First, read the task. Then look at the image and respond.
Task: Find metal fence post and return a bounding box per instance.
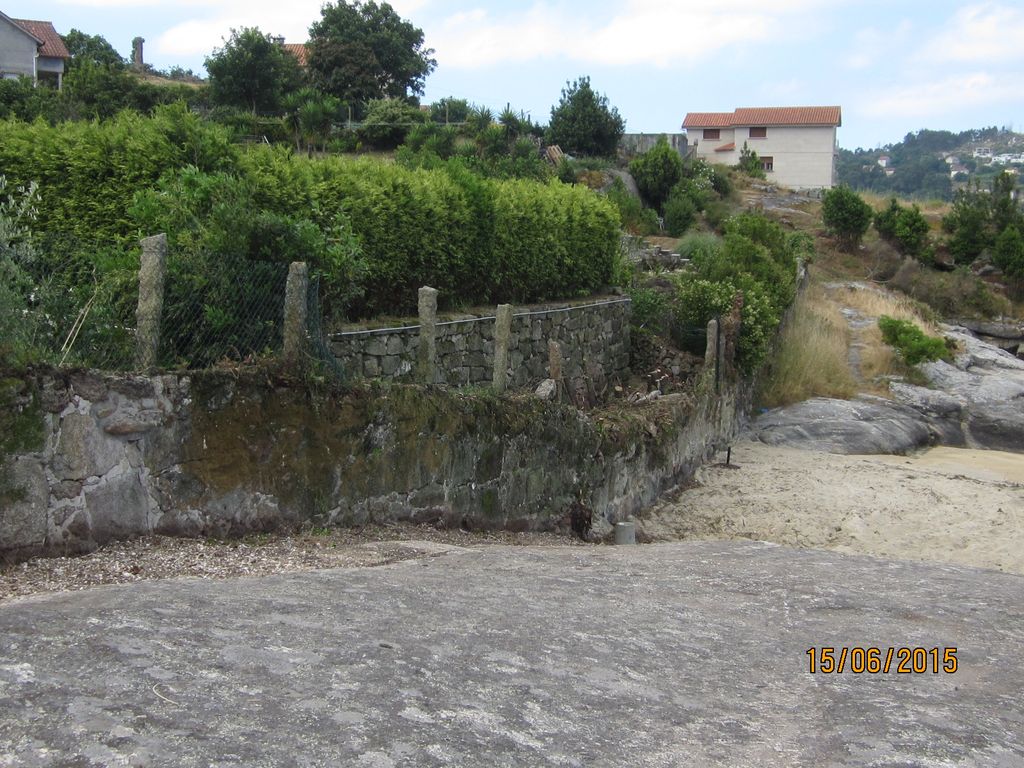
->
[417,286,439,384]
[492,303,514,393]
[134,233,167,372]
[283,262,309,367]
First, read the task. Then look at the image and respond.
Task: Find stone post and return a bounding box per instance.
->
[134,233,167,372]
[705,317,720,393]
[417,286,439,384]
[283,262,309,367]
[548,338,564,400]
[492,304,514,393]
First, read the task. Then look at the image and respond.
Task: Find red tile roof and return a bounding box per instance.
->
[714,142,736,152]
[683,112,734,128]
[683,106,841,129]
[11,19,70,59]
[282,43,308,67]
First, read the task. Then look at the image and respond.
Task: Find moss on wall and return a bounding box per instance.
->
[0,375,45,504]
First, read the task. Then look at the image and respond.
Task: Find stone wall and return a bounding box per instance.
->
[1,346,742,561]
[330,298,631,393]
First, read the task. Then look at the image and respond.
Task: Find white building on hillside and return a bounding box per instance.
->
[682,106,842,189]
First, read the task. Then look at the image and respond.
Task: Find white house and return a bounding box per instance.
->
[682,106,842,189]
[0,12,70,88]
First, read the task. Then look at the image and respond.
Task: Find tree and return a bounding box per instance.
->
[737,142,766,179]
[628,137,682,210]
[547,76,624,157]
[205,27,303,114]
[994,226,1024,279]
[359,97,427,149]
[821,185,872,248]
[61,29,125,71]
[307,1,436,111]
[430,97,470,125]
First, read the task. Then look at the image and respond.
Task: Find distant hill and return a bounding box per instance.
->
[837,127,1024,201]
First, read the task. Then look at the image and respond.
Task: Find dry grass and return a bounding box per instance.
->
[832,283,936,329]
[758,285,857,407]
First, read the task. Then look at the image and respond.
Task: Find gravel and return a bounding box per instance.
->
[0,525,587,603]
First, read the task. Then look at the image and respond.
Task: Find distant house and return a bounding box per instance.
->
[682,106,842,189]
[877,155,891,168]
[272,37,309,68]
[0,12,70,88]
[973,147,993,159]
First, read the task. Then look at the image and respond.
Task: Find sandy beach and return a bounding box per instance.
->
[638,441,1024,574]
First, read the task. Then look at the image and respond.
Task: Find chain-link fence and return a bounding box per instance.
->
[305,275,348,381]
[157,256,289,370]
[0,236,138,371]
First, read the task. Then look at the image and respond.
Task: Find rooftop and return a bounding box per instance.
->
[10,18,70,59]
[683,106,842,129]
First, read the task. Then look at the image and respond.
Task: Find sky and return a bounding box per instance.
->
[6,0,1024,150]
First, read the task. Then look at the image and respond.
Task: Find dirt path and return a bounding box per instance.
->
[638,440,1024,574]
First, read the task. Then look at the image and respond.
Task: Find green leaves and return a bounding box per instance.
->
[547,76,625,158]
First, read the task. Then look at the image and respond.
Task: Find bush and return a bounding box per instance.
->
[663,187,696,237]
[627,285,671,335]
[877,316,950,365]
[822,185,873,247]
[0,104,235,245]
[874,198,931,260]
[605,177,659,235]
[993,225,1024,279]
[890,260,1009,318]
[629,137,683,211]
[360,98,428,149]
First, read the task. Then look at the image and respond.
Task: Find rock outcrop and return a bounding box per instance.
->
[751,325,1024,454]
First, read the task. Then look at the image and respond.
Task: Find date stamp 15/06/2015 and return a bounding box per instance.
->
[806,647,958,675]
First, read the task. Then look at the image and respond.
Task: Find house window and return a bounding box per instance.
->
[703,129,720,140]
[749,127,767,139]
[761,156,774,172]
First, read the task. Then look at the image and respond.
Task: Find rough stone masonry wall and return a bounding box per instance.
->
[0,353,741,562]
[330,299,631,392]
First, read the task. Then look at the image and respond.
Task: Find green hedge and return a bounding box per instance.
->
[237,148,620,315]
[0,104,235,245]
[0,112,622,321]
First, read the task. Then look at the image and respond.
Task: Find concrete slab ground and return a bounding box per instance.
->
[1,541,1022,767]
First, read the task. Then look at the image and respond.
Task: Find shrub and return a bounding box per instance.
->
[676,232,722,261]
[993,225,1024,279]
[663,188,697,237]
[629,137,683,211]
[360,98,427,149]
[605,177,659,235]
[0,104,235,245]
[889,260,1009,318]
[874,198,931,259]
[736,143,766,179]
[822,185,873,247]
[627,285,671,335]
[877,316,950,365]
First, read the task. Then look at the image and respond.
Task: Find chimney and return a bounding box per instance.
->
[272,35,285,46]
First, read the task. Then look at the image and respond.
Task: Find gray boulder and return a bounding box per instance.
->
[751,397,933,455]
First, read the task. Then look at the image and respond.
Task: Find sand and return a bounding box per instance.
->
[638,441,1024,575]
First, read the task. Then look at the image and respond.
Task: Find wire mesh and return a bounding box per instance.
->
[305,275,348,382]
[157,256,289,370]
[1,235,137,371]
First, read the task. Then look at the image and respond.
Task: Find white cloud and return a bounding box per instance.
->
[861,72,1024,119]
[428,0,835,70]
[56,0,428,57]
[845,20,912,70]
[917,3,1024,64]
